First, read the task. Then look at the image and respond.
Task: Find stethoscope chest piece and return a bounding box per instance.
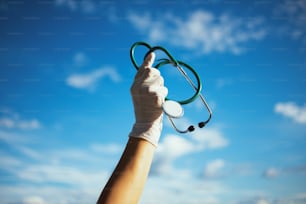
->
[162,100,184,118]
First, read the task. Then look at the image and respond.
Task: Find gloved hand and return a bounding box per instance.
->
[129,52,168,147]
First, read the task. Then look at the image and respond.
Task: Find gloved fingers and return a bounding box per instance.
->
[143,73,163,86]
[135,76,164,93]
[152,86,168,107]
[134,67,161,84]
[158,86,168,99]
[141,52,155,69]
[139,85,168,105]
[134,52,156,81]
[145,84,163,95]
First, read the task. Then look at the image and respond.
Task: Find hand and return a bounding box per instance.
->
[131,52,168,123]
[129,52,168,146]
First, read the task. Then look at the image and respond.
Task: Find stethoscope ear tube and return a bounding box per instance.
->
[165,93,212,133]
[130,42,202,105]
[156,59,202,105]
[130,42,152,70]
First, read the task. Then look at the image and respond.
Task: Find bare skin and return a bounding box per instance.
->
[97,137,155,204]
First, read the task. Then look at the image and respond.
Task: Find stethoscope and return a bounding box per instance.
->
[130,42,212,133]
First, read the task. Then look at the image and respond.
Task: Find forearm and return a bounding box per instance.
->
[97,52,166,203]
[97,137,155,204]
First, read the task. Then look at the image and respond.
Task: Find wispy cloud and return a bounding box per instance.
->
[262,164,306,180]
[16,163,106,186]
[262,167,279,179]
[237,197,270,204]
[273,0,306,43]
[237,194,306,204]
[128,10,266,55]
[0,117,41,130]
[190,126,229,149]
[55,0,96,14]
[0,139,119,203]
[143,175,227,204]
[90,143,123,155]
[66,67,121,91]
[274,102,306,124]
[203,159,225,179]
[0,109,41,130]
[22,196,45,204]
[0,184,100,204]
[151,134,195,175]
[0,131,35,145]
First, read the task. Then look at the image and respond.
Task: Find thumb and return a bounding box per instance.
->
[141,52,155,68]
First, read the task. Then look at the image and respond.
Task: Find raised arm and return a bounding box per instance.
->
[97,52,167,204]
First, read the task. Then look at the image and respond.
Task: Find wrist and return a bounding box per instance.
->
[129,119,163,147]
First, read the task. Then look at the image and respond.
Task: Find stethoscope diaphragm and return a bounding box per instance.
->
[162,100,184,118]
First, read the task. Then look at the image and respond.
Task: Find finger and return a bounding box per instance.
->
[145,82,168,97]
[144,75,163,86]
[156,87,168,106]
[135,67,160,84]
[141,52,156,69]
[157,86,168,99]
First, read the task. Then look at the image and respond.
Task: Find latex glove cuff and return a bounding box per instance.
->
[129,119,162,147]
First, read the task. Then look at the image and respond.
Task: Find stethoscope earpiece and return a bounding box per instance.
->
[198,122,205,128]
[188,126,195,132]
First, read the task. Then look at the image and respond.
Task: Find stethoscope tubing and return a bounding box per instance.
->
[130,42,202,105]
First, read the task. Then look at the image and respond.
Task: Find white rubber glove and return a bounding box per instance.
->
[129,52,168,147]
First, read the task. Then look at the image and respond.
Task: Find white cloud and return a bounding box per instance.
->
[22,196,45,204]
[0,154,22,168]
[0,185,99,204]
[142,176,226,204]
[0,117,41,130]
[237,197,270,204]
[0,117,14,128]
[16,163,107,186]
[158,134,195,158]
[273,0,306,43]
[262,167,279,179]
[151,125,228,176]
[151,134,195,175]
[262,164,306,180]
[274,102,306,124]
[0,141,115,204]
[90,143,123,155]
[257,199,269,204]
[204,159,225,179]
[80,0,95,13]
[190,127,229,149]
[18,119,41,130]
[128,10,266,54]
[55,0,96,13]
[66,67,121,91]
[55,0,77,11]
[0,131,33,144]
[16,146,43,160]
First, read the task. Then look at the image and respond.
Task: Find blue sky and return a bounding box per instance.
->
[0,0,306,203]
